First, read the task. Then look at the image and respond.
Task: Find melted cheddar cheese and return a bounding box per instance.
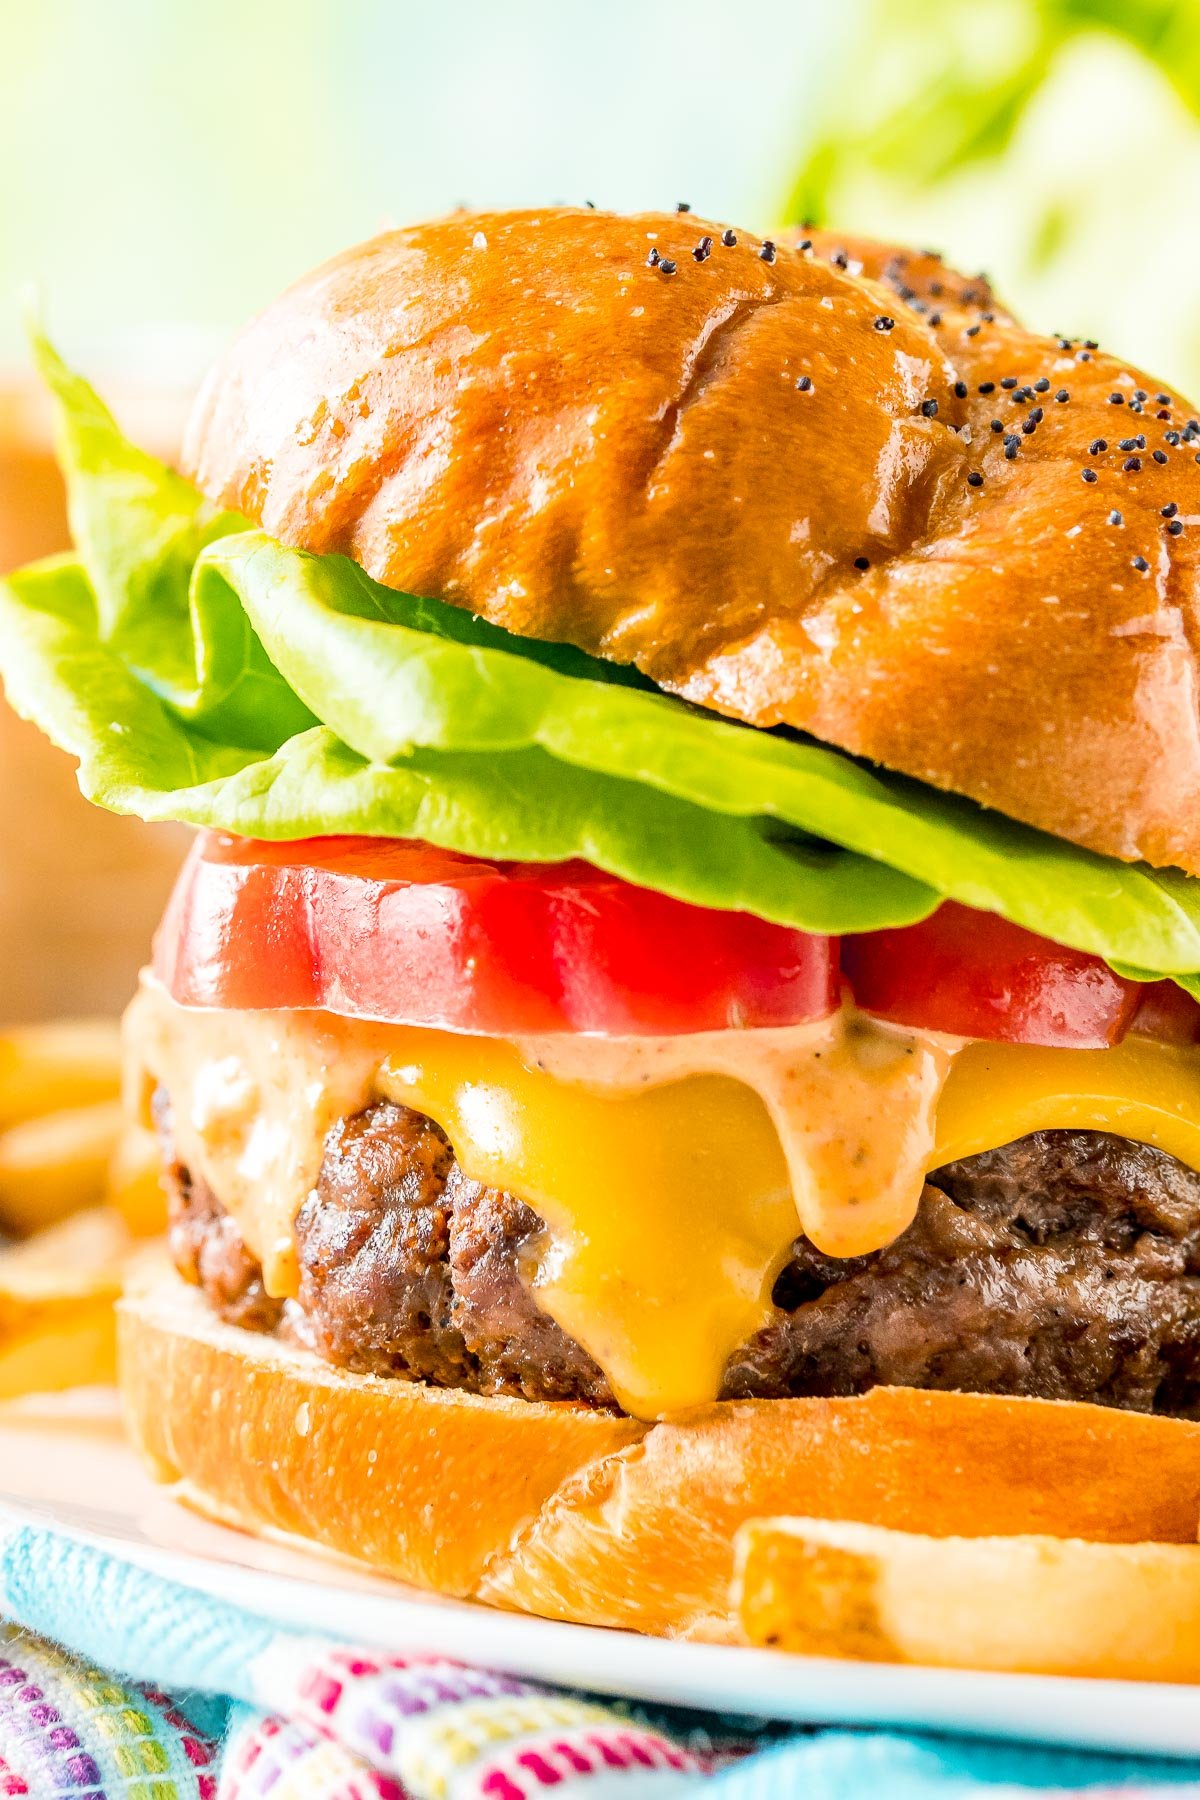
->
[125,977,1200,1420]
[935,1037,1200,1173]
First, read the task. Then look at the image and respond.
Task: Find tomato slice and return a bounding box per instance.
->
[155,836,1198,1047]
[155,834,839,1035]
[1129,979,1200,1046]
[842,901,1145,1048]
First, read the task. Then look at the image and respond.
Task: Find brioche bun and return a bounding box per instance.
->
[184,207,1200,875]
[119,1266,1200,1639]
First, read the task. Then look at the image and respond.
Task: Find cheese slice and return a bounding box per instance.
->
[375,1016,956,1417]
[935,1036,1200,1173]
[124,977,1200,1421]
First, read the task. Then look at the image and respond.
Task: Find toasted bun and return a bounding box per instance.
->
[184,208,1200,874]
[120,1266,1200,1640]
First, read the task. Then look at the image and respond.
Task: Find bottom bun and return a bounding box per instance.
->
[119,1265,1200,1640]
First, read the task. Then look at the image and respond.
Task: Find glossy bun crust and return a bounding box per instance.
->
[184,210,1200,874]
[121,1269,1200,1640]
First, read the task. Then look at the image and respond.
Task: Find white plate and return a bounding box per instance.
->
[2,1392,1199,1760]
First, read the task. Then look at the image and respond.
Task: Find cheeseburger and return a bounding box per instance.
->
[7,209,1200,1641]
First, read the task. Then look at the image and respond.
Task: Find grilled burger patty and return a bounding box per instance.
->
[158,1092,1200,1417]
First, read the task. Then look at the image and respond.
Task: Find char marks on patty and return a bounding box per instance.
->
[727,1131,1200,1414]
[294,1102,613,1405]
[156,1092,1200,1418]
[159,1089,284,1334]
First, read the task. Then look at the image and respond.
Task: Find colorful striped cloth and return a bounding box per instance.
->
[3,1524,1200,1798]
[0,1626,219,1800]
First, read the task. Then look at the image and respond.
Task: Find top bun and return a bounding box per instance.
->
[184,209,1200,875]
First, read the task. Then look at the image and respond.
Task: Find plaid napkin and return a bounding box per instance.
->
[2,1524,1200,1799]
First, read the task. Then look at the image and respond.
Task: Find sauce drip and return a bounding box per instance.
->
[125,978,956,1416]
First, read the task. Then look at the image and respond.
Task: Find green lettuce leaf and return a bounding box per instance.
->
[5,342,1200,979]
[191,529,1200,972]
[0,554,920,932]
[29,330,314,754]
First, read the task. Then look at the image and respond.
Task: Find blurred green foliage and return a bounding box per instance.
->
[789,0,1200,215]
[786,0,1200,395]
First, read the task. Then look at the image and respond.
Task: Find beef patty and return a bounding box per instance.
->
[159,1092,1200,1417]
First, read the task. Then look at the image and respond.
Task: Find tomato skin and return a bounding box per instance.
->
[154,855,314,1011]
[156,837,1200,1048]
[1130,979,1200,1046]
[156,834,839,1035]
[842,902,1144,1048]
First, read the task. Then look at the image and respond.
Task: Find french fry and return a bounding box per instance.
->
[0,1207,131,1398]
[736,1515,1200,1683]
[0,1020,122,1130]
[105,1119,166,1237]
[0,1016,155,1394]
[0,1099,124,1236]
[0,1015,164,1235]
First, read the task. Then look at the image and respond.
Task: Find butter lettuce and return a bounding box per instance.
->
[0,553,929,934]
[5,343,1200,977]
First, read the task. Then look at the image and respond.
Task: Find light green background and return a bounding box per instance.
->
[0,1,849,366]
[3,0,1198,396]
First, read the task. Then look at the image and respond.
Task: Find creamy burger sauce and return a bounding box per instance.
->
[125,976,958,1416]
[125,976,1200,1419]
